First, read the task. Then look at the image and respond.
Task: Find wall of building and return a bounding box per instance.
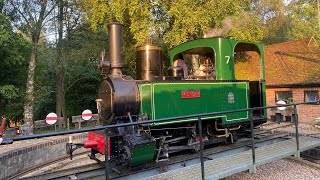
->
[266,87,320,125]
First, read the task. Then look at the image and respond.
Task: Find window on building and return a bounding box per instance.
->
[304,91,319,102]
[275,91,293,103]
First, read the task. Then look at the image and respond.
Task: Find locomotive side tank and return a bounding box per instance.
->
[139,81,249,125]
[69,22,267,167]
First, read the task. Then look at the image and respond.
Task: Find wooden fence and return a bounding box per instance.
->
[71,114,99,129]
[34,115,98,131]
[34,118,61,130]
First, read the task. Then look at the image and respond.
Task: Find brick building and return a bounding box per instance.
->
[266,85,320,125]
[235,37,320,125]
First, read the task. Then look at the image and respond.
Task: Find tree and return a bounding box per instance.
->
[227,11,264,42]
[56,0,66,128]
[59,25,107,119]
[252,0,320,44]
[79,0,256,76]
[287,0,320,41]
[5,0,56,134]
[0,12,30,120]
[149,0,254,48]
[80,0,152,45]
[79,0,152,77]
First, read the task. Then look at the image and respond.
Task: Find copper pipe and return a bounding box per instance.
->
[213,121,235,143]
[207,121,240,143]
[214,121,228,131]
[214,121,229,137]
[214,132,233,143]
[228,125,241,131]
[214,120,227,132]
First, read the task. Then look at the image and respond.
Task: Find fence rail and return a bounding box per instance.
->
[71,114,99,129]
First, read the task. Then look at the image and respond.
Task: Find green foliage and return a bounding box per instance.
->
[155,0,253,48]
[0,85,19,99]
[0,85,24,118]
[0,12,30,118]
[63,27,106,116]
[79,0,154,78]
[227,11,264,42]
[32,46,56,120]
[31,24,106,120]
[254,0,320,44]
[159,0,211,47]
[80,0,152,45]
[288,1,320,40]
[0,13,30,65]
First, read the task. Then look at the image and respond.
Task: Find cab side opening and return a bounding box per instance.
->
[234,43,264,117]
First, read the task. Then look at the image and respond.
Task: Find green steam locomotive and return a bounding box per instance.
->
[68,22,266,167]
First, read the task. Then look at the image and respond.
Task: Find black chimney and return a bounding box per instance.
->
[107,22,123,76]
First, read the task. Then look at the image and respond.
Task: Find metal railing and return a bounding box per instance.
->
[1,101,319,179]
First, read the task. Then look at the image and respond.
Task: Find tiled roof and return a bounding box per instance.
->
[235,37,320,85]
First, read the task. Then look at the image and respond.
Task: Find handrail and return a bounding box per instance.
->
[2,101,317,142]
[1,100,319,180]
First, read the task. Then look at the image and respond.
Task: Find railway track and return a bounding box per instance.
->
[6,151,89,180]
[20,163,104,180]
[18,130,289,180]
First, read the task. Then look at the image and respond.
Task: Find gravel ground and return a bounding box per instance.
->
[223,121,320,180]
[260,121,320,136]
[224,159,320,180]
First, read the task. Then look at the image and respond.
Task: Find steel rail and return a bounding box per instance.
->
[20,163,104,180]
[7,151,89,180]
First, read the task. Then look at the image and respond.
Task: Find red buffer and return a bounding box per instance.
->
[85,131,110,156]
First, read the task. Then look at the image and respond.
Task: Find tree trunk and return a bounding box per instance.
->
[56,74,67,128]
[56,68,65,128]
[62,90,67,127]
[23,40,37,134]
[56,0,67,128]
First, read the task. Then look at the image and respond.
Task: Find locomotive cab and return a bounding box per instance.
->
[168,38,267,121]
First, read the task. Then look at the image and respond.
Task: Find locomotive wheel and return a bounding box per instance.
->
[121,145,131,167]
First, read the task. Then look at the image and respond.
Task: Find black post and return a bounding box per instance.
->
[294,105,300,158]
[198,116,205,180]
[105,128,109,180]
[249,110,256,173]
